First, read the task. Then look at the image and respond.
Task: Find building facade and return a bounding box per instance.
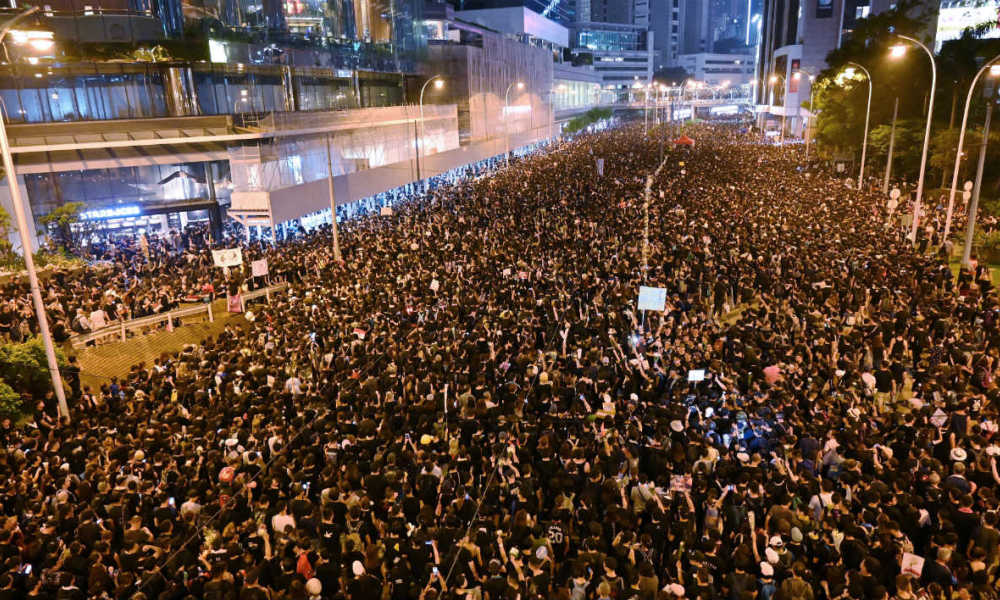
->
[677,51,755,85]
[755,0,938,137]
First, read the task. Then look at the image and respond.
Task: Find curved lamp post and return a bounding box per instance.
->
[843,62,872,191]
[0,5,69,422]
[891,35,936,244]
[943,55,1000,242]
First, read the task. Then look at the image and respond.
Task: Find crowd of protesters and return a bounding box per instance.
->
[1,124,1000,600]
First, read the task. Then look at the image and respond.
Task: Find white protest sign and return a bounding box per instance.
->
[212,248,243,268]
[430,279,440,292]
[637,286,668,312]
[901,553,924,577]
[251,259,269,277]
[596,158,605,177]
[930,408,948,428]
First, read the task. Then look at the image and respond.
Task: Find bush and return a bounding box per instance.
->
[0,337,67,400]
[0,380,22,420]
[564,108,614,134]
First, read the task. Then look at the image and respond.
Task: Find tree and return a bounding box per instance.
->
[39,201,85,251]
[866,119,926,182]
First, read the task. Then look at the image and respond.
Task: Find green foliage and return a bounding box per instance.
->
[126,45,173,62]
[564,108,614,134]
[0,380,20,420]
[0,337,66,401]
[865,119,925,181]
[39,202,85,251]
[0,206,13,270]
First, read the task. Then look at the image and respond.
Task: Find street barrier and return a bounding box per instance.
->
[70,282,289,349]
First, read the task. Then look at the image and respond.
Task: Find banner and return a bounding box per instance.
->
[251,259,269,278]
[213,248,243,268]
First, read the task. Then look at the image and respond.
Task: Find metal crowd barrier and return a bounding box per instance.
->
[70,282,289,349]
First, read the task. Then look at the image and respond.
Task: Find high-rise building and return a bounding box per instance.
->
[756,0,939,137]
[566,0,655,91]
[457,0,576,26]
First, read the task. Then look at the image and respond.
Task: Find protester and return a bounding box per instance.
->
[1,124,999,600]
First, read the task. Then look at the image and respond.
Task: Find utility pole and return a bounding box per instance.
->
[963,93,995,267]
[883,97,899,194]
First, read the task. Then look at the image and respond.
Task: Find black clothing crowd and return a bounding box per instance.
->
[1,126,999,600]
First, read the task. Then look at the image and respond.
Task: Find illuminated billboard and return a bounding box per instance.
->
[936,0,1000,51]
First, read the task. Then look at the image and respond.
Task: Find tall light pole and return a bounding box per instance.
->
[883,97,899,194]
[804,74,817,159]
[504,80,524,166]
[943,56,1000,241]
[891,35,936,244]
[324,134,341,262]
[963,90,995,267]
[417,75,444,185]
[0,6,68,422]
[844,62,872,191]
[769,74,785,143]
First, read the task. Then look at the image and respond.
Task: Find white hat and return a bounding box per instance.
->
[664,583,685,597]
[352,560,365,576]
[950,447,968,462]
[670,420,684,433]
[765,547,780,564]
[760,562,774,577]
[769,535,784,548]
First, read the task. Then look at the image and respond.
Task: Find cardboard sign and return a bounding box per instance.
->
[227,293,243,313]
[213,248,243,268]
[251,259,269,277]
[637,286,668,312]
[670,474,692,492]
[901,553,924,577]
[380,206,393,216]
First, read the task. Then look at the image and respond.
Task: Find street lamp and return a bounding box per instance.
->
[417,75,444,182]
[944,54,1000,244]
[504,81,524,166]
[891,35,936,244]
[0,6,68,422]
[843,62,872,191]
[768,73,786,143]
[804,74,817,159]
